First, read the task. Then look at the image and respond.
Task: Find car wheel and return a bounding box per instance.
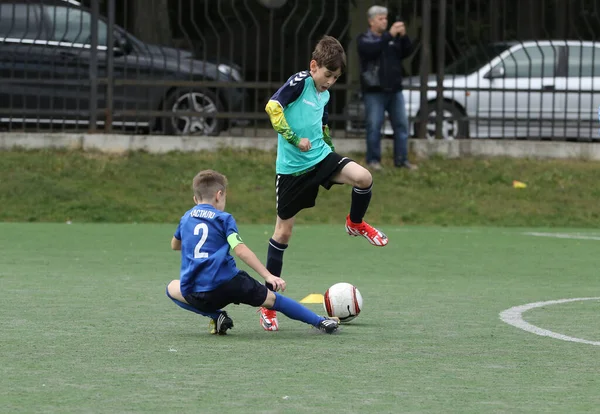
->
[415,102,467,140]
[164,88,224,136]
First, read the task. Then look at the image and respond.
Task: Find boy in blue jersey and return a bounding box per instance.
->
[260,36,388,331]
[166,169,339,335]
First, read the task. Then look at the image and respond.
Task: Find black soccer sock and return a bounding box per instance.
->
[265,238,288,291]
[349,183,373,224]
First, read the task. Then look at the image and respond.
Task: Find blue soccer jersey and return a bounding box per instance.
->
[174,204,241,296]
[265,71,332,174]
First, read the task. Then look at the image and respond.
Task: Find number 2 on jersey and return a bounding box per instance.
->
[193,223,209,258]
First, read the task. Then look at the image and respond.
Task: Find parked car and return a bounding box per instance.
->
[0,0,245,135]
[346,40,600,140]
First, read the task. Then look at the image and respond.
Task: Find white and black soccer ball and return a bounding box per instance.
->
[323,282,363,323]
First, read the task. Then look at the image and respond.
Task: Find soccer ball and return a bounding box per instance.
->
[323,282,363,323]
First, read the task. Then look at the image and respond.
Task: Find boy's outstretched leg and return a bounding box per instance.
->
[349,182,373,224]
[266,291,339,334]
[166,281,233,335]
[345,212,388,246]
[335,162,388,246]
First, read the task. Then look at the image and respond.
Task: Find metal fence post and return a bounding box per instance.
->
[89,0,99,132]
[105,0,115,133]
[418,0,431,139]
[435,0,447,140]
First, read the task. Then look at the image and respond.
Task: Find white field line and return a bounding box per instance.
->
[373,228,600,240]
[523,232,600,241]
[499,297,600,346]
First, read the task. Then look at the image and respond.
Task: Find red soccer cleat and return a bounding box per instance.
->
[345,214,388,247]
[259,307,279,331]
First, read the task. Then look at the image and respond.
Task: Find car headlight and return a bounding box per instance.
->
[218,64,242,81]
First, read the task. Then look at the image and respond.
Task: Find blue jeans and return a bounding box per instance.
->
[363,91,409,166]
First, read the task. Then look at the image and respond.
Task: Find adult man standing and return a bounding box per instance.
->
[357,5,416,171]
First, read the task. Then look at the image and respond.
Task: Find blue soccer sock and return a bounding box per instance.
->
[349,183,373,223]
[265,238,287,291]
[166,286,220,320]
[272,292,324,327]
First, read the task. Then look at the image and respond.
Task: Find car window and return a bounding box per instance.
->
[0,4,45,40]
[567,46,600,77]
[445,43,512,75]
[43,5,107,46]
[500,46,558,77]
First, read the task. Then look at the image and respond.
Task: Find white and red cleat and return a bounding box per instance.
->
[259,307,279,331]
[345,214,388,247]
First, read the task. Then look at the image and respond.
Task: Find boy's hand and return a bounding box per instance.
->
[298,138,311,152]
[265,274,286,292]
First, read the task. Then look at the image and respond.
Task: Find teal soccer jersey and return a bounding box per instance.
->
[267,71,332,174]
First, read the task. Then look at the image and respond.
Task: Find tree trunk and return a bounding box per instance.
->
[129,0,172,46]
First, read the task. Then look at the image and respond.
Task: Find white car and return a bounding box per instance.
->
[347,40,600,140]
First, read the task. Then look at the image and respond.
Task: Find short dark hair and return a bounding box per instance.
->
[192,170,228,200]
[311,35,346,73]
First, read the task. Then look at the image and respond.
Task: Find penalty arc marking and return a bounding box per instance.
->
[499,297,600,346]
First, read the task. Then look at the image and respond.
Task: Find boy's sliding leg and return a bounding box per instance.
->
[166,281,233,335]
[266,291,339,334]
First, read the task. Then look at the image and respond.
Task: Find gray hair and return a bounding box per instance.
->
[367,5,388,19]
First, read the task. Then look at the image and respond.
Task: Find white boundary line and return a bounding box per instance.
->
[523,232,600,241]
[499,297,600,346]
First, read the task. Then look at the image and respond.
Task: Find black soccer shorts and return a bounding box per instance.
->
[184,270,269,312]
[276,152,353,220]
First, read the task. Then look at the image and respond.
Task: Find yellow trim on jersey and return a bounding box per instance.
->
[227,232,244,250]
[265,100,300,146]
[322,125,334,151]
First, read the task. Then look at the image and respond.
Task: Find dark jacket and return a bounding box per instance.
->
[356,30,412,93]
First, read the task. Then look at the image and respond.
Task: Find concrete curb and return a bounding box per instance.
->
[1,132,600,161]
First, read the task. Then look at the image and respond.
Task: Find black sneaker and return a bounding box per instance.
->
[318,317,339,334]
[215,311,234,335]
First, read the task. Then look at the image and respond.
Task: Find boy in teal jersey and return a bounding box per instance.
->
[261,36,388,331]
[166,169,339,335]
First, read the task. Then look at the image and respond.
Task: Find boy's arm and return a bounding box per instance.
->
[172,223,182,250]
[265,73,307,147]
[224,216,284,290]
[321,103,334,152]
[233,243,273,281]
[265,101,300,147]
[229,234,285,291]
